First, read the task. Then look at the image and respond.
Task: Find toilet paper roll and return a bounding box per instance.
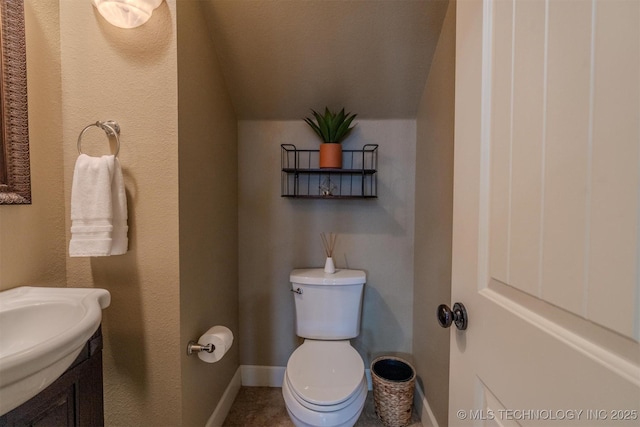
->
[197,325,234,363]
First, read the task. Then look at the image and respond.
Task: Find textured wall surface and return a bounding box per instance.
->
[238,120,416,367]
[0,0,66,290]
[59,1,182,425]
[7,1,455,424]
[177,2,240,426]
[202,0,446,120]
[413,2,456,426]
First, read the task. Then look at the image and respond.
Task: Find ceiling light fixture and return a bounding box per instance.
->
[92,0,164,29]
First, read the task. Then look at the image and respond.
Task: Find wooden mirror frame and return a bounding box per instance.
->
[0,0,30,204]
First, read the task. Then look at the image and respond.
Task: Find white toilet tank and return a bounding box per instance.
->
[290,268,366,340]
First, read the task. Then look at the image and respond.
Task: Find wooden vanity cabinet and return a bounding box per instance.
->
[0,327,104,427]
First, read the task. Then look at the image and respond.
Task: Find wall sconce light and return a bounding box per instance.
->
[92,0,163,29]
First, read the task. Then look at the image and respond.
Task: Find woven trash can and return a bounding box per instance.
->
[371,356,416,427]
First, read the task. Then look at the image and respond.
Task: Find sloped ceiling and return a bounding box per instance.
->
[202,0,449,120]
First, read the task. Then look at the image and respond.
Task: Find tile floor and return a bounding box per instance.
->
[222,386,422,427]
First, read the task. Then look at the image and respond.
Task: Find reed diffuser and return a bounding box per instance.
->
[321,232,338,274]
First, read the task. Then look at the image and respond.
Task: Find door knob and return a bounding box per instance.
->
[437,302,468,330]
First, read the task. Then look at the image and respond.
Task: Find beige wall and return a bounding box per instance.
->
[0,0,66,290]
[201,0,441,121]
[5,1,455,425]
[177,2,239,426]
[238,120,416,367]
[5,1,240,425]
[59,1,182,425]
[413,1,456,426]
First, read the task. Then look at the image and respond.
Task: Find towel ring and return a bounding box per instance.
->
[77,120,121,157]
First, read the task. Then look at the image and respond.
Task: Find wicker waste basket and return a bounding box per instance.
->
[371,356,416,427]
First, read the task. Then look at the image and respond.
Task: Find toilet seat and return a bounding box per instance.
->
[286,340,364,407]
[282,340,368,427]
[285,369,365,413]
[282,373,367,427]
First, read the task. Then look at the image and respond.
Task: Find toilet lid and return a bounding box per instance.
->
[286,340,364,406]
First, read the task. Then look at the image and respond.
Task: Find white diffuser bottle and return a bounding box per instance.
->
[324,257,336,274]
[321,232,337,274]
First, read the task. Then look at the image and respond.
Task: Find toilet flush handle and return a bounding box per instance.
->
[290,287,303,295]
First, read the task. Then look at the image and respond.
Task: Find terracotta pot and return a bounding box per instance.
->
[319,143,342,168]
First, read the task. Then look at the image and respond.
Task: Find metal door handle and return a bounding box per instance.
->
[437,302,468,330]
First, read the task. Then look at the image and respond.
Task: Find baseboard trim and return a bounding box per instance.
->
[205,367,242,427]
[240,365,286,387]
[240,365,374,390]
[234,365,438,427]
[414,381,439,427]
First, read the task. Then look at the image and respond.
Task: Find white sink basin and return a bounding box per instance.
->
[0,286,110,415]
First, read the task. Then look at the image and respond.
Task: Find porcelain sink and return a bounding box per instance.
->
[0,286,110,415]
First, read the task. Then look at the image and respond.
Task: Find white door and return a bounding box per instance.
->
[449,0,640,425]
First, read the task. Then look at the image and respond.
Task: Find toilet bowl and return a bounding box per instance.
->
[282,340,368,427]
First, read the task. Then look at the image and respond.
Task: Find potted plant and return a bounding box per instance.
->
[304,107,357,168]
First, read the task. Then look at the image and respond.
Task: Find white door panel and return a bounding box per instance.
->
[450,0,640,425]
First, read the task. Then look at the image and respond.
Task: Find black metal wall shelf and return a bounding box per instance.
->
[281,144,378,199]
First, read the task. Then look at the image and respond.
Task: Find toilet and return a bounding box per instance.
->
[282,268,368,427]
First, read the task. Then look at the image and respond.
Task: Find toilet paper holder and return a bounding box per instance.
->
[186,341,215,356]
[186,325,233,363]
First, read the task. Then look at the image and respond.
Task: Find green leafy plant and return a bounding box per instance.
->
[304,107,357,143]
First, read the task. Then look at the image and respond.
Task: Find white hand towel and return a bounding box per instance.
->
[69,154,128,257]
[109,158,129,255]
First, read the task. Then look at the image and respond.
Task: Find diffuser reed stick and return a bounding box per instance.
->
[321,232,338,274]
[321,232,337,258]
